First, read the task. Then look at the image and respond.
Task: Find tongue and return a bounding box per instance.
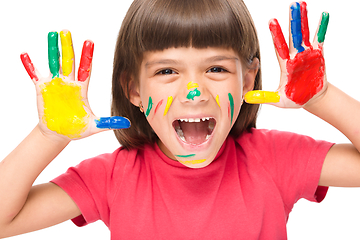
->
[179,121,209,145]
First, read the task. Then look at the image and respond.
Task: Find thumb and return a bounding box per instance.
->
[244,90,280,104]
[94,116,131,132]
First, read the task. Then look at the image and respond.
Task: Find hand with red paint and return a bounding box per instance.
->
[21,30,130,140]
[244,1,329,108]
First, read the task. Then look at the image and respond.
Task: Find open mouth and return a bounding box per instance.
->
[173,117,216,145]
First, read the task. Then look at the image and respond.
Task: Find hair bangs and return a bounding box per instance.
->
[136,0,244,52]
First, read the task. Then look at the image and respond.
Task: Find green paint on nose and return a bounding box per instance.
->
[187,88,201,100]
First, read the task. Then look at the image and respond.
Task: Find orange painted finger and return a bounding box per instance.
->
[20,53,39,81]
[300,1,311,47]
[269,19,289,60]
[78,40,94,82]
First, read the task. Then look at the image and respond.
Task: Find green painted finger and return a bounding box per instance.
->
[317,12,329,43]
[48,32,60,78]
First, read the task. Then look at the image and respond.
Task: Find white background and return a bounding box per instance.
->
[0,0,359,239]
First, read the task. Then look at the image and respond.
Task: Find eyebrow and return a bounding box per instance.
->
[204,55,239,63]
[144,55,239,68]
[145,59,180,68]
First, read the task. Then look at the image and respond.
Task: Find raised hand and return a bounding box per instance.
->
[245,2,329,108]
[21,30,130,140]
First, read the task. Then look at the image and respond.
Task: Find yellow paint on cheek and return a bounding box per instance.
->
[60,31,74,76]
[164,96,173,116]
[216,95,221,109]
[179,159,206,165]
[41,77,89,138]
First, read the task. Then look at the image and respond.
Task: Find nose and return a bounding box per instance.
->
[179,79,210,104]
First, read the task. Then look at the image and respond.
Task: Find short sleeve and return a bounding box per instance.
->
[51,148,123,227]
[244,129,334,210]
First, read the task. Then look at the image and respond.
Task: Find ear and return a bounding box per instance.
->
[242,57,259,97]
[127,76,141,107]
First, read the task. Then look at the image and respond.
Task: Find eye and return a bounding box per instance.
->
[207,67,228,73]
[156,69,176,75]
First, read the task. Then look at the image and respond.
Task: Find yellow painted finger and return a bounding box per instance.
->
[244,90,280,104]
[60,31,74,76]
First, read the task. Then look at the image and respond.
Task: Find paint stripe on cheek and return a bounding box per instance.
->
[164,96,173,116]
[216,95,221,109]
[154,99,164,115]
[145,96,153,118]
[228,93,234,126]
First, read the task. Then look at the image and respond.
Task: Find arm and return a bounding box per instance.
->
[0,30,130,238]
[305,84,360,187]
[0,126,80,238]
[245,2,360,187]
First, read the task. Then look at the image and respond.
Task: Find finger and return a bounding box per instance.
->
[20,52,39,82]
[60,30,75,78]
[95,117,131,130]
[316,12,330,44]
[269,19,290,60]
[48,32,60,78]
[78,40,94,82]
[290,2,305,53]
[244,90,280,104]
[300,1,311,47]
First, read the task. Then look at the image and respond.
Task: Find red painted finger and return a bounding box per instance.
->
[300,1,311,47]
[269,19,289,60]
[78,40,94,82]
[20,53,39,81]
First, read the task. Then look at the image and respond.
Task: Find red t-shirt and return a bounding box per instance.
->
[52,128,333,239]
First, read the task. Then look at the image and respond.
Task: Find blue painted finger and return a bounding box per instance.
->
[95,117,131,129]
[290,2,305,53]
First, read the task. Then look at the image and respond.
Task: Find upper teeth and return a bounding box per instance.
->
[179,117,210,122]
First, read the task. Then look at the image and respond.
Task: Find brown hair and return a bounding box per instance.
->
[111,0,262,149]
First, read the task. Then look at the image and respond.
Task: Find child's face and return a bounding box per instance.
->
[131,47,256,168]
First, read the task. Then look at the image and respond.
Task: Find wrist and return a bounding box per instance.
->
[34,124,71,147]
[303,81,330,112]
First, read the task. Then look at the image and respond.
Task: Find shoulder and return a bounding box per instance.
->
[236,128,328,149]
[233,128,333,166]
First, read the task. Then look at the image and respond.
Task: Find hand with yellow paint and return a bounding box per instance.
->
[20,30,130,140]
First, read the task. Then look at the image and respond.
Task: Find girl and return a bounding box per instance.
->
[1,0,359,239]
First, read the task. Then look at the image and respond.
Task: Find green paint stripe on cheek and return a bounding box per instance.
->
[228,93,234,126]
[145,97,153,118]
